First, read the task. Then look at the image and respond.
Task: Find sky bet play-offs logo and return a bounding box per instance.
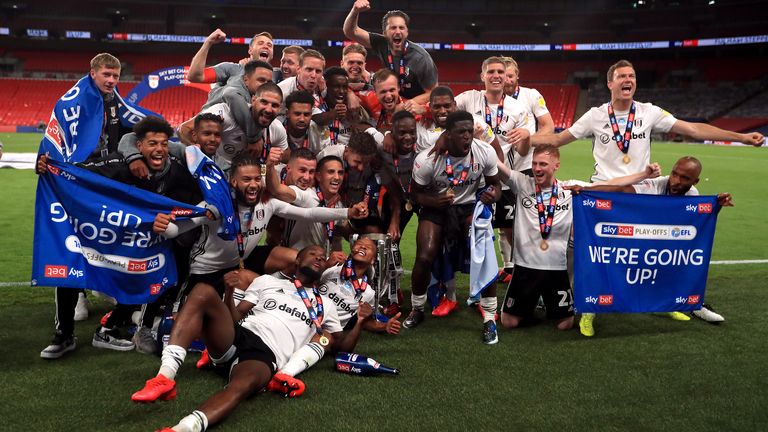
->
[595,223,697,240]
[63,235,166,274]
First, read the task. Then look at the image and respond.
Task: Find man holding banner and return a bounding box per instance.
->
[570,156,730,336]
[494,145,663,331]
[38,53,159,359]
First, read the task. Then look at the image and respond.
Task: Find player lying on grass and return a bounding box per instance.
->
[259,237,402,398]
[132,245,342,432]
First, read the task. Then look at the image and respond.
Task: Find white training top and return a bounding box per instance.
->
[412,139,499,206]
[317,264,376,329]
[240,274,343,369]
[568,101,677,182]
[504,172,588,271]
[285,120,331,156]
[284,185,346,250]
[633,175,699,196]
[511,86,549,171]
[176,200,348,274]
[415,114,495,154]
[201,103,289,165]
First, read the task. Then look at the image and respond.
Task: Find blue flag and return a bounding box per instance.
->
[572,191,719,313]
[39,75,159,162]
[32,159,208,304]
[184,146,237,240]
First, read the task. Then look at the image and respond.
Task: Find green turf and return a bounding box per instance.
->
[1,134,767,431]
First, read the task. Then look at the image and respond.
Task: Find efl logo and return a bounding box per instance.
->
[150,284,162,295]
[598,295,613,305]
[171,207,193,216]
[698,203,713,214]
[596,199,612,210]
[687,295,701,305]
[45,265,68,278]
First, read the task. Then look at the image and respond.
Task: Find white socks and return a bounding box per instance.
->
[281,342,324,377]
[480,297,498,322]
[173,410,208,432]
[411,294,427,311]
[159,344,187,380]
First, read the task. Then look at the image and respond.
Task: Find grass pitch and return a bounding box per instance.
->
[1,133,767,431]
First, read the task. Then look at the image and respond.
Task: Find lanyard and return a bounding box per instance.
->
[607,102,636,155]
[260,127,271,164]
[293,277,324,336]
[445,150,474,188]
[535,180,558,240]
[511,85,520,99]
[484,94,505,135]
[341,258,368,300]
[393,151,413,198]
[232,202,255,268]
[386,41,409,89]
[316,186,335,245]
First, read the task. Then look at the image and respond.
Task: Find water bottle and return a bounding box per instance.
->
[335,352,399,376]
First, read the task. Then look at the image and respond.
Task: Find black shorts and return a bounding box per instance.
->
[418,203,475,244]
[492,188,517,229]
[186,266,239,297]
[186,245,275,297]
[379,192,420,234]
[501,265,574,321]
[216,325,278,378]
[243,244,276,275]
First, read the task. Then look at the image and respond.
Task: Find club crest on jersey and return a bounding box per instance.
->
[110,106,116,117]
[255,209,265,220]
[634,119,643,127]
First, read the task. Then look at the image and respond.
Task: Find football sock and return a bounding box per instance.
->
[281,342,324,377]
[411,294,427,311]
[445,279,457,302]
[480,297,498,322]
[159,344,187,380]
[173,410,208,432]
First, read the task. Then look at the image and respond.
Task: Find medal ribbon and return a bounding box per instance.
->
[512,85,520,99]
[393,152,413,199]
[484,95,505,135]
[231,199,254,267]
[607,102,636,155]
[293,277,325,335]
[259,126,271,165]
[535,180,558,240]
[386,41,409,90]
[316,186,335,245]
[341,258,369,299]
[445,151,474,188]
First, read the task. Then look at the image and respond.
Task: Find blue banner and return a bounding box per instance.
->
[39,75,159,163]
[185,146,237,240]
[32,159,208,304]
[125,66,210,106]
[572,191,719,313]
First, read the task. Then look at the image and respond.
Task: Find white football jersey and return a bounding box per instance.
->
[188,199,348,274]
[633,176,699,196]
[454,89,528,162]
[240,274,343,369]
[317,264,376,329]
[504,172,588,270]
[283,185,346,250]
[568,101,677,182]
[201,103,288,166]
[511,86,549,171]
[412,140,498,206]
[285,120,331,156]
[416,114,495,154]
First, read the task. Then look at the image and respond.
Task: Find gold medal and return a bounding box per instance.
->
[319,336,330,347]
[260,164,267,176]
[405,200,413,212]
[622,154,631,164]
[540,240,549,251]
